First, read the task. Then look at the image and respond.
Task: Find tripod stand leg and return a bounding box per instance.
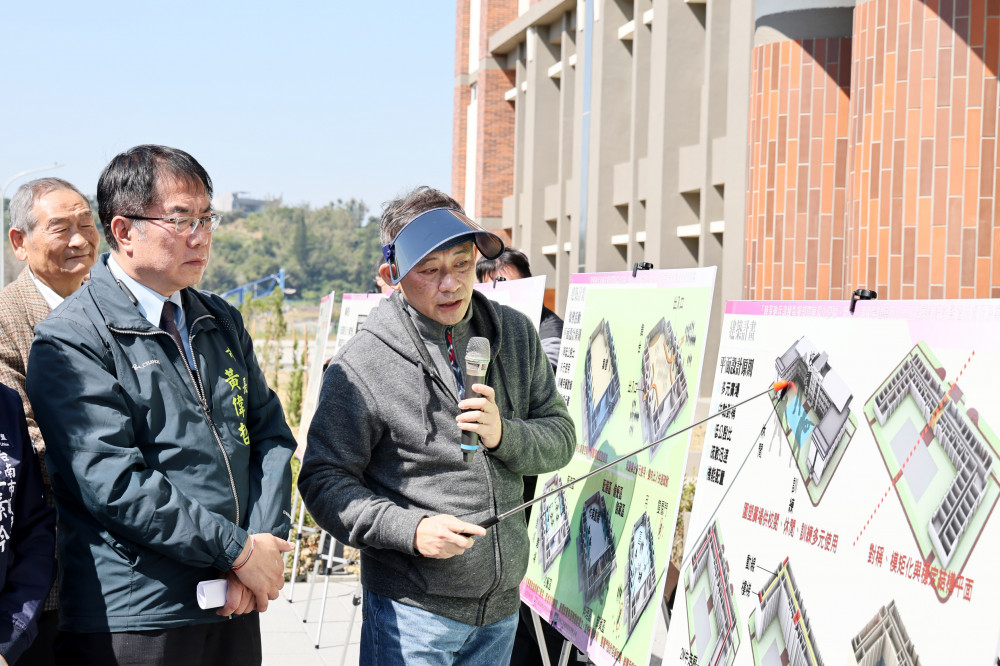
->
[337,579,362,666]
[315,563,333,648]
[530,609,552,666]
[287,498,308,601]
[303,531,331,622]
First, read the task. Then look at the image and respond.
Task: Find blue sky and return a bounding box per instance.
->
[1,1,456,216]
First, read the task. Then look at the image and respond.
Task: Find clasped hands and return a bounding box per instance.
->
[217,533,294,616]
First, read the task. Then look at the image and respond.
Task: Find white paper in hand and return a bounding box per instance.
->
[197,579,229,609]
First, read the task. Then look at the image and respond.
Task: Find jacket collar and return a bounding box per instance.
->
[89,253,216,333]
[11,267,53,328]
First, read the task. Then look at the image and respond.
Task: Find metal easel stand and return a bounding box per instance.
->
[285,491,321,601]
[300,530,358,653]
[530,608,586,666]
[529,597,673,666]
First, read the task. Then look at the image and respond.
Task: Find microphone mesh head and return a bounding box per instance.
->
[467,336,491,362]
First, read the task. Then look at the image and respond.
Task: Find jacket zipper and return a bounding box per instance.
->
[418,359,503,624]
[477,454,504,624]
[109,319,241,525]
[475,362,504,624]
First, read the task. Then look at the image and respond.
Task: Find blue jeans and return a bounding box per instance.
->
[360,589,518,666]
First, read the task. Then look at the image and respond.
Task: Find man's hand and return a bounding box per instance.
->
[217,572,256,616]
[231,534,294,612]
[414,515,487,559]
[457,384,503,449]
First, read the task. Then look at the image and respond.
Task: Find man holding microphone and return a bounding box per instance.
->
[299,186,574,665]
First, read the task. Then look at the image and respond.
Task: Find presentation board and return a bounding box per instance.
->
[331,293,386,356]
[295,290,335,457]
[662,299,1000,666]
[522,267,717,666]
[474,274,545,329]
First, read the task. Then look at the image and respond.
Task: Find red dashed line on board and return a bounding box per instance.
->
[853,351,975,547]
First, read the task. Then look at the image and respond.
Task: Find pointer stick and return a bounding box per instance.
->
[477,380,789,529]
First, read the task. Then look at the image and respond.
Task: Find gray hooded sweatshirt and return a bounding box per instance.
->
[299,290,574,626]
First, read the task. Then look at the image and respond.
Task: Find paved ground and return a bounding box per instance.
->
[261,573,669,666]
[261,574,362,666]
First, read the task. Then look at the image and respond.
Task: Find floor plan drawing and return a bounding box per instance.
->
[748,558,824,666]
[864,342,1000,598]
[772,337,858,505]
[638,317,689,459]
[850,601,921,666]
[582,319,621,448]
[536,474,571,575]
[683,520,740,666]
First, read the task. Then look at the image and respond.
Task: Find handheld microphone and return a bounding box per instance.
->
[461,336,491,462]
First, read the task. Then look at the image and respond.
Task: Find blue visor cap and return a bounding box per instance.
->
[382,208,505,284]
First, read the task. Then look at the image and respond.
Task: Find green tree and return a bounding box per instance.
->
[286,338,304,427]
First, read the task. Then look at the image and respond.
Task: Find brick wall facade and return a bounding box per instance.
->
[848,0,1000,299]
[451,0,471,205]
[745,0,1000,300]
[746,38,853,300]
[475,67,517,219]
[452,0,518,220]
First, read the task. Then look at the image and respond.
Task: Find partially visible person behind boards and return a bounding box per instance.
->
[475,248,563,374]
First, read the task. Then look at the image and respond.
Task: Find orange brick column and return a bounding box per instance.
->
[745,37,853,300]
[847,0,1000,299]
[452,0,471,205]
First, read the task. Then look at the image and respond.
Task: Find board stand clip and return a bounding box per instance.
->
[849,288,878,314]
[632,262,654,278]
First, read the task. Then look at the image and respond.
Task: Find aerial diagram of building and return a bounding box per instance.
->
[639,317,688,458]
[536,474,571,574]
[686,520,738,666]
[775,337,853,483]
[850,601,922,666]
[582,319,621,448]
[577,491,617,604]
[752,558,824,666]
[872,349,993,566]
[624,512,656,634]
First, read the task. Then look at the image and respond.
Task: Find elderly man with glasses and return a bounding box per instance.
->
[26,145,296,665]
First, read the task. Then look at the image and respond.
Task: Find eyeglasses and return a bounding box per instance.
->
[128,213,222,235]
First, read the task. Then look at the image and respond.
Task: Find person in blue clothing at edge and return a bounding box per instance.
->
[298,186,575,666]
[25,145,296,665]
[0,383,56,665]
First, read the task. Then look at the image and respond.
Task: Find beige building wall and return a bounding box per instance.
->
[488,0,753,407]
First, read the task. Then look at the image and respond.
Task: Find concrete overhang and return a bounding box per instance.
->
[489,0,578,56]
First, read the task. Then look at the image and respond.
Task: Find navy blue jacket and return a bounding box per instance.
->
[0,383,55,663]
[27,256,294,632]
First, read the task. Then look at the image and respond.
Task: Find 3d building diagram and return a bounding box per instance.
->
[577,491,617,604]
[683,520,740,666]
[748,558,824,666]
[536,474,571,574]
[638,317,688,459]
[850,601,921,666]
[624,512,656,634]
[865,343,999,584]
[582,319,621,448]
[773,337,858,505]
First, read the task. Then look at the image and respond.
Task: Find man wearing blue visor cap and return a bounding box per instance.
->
[299,187,574,665]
